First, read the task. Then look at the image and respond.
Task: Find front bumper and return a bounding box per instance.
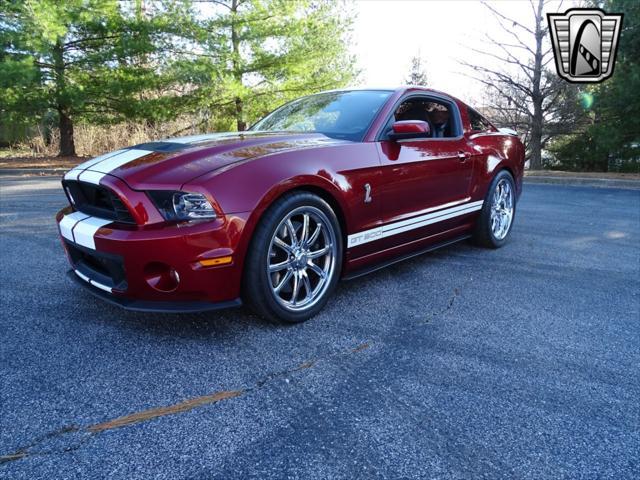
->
[57,205,251,309]
[67,271,241,313]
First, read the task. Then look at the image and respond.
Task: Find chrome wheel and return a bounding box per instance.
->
[490,178,514,240]
[267,206,337,312]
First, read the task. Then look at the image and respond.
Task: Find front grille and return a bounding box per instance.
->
[62,180,136,224]
[65,240,127,291]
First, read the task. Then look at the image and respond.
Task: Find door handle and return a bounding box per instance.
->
[457,151,471,162]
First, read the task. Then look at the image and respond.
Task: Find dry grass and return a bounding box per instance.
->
[0,118,208,169]
[20,118,205,158]
[0,155,87,170]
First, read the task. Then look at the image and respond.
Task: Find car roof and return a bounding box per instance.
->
[316,86,461,102]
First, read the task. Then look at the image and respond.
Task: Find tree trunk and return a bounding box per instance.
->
[528,0,545,170]
[231,0,245,131]
[235,97,246,131]
[58,108,76,157]
[529,117,543,169]
[53,39,76,156]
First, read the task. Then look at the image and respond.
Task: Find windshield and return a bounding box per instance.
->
[250,90,393,141]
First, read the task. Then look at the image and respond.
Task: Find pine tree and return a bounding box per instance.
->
[0,0,357,153]
[1,1,208,155]
[551,0,639,171]
[404,55,428,86]
[198,0,357,131]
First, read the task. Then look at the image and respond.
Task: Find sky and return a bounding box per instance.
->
[349,0,570,104]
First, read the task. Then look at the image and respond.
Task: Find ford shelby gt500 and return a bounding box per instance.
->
[57,87,524,322]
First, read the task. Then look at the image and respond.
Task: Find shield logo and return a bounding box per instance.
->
[547,8,623,83]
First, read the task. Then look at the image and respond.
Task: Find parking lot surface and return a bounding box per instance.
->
[1,176,638,479]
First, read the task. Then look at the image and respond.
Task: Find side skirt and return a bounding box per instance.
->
[342,234,472,281]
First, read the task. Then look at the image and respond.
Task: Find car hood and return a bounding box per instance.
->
[67,131,348,189]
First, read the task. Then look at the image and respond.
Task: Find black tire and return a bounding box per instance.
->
[243,191,343,323]
[473,170,517,249]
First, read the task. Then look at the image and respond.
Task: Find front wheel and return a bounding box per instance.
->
[473,170,516,248]
[243,192,343,323]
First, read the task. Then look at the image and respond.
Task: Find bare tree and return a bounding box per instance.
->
[461,0,583,169]
[479,82,533,149]
[405,54,428,86]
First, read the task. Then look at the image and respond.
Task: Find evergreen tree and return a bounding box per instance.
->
[198,0,357,131]
[0,0,356,154]
[0,0,203,156]
[404,55,428,86]
[551,0,639,171]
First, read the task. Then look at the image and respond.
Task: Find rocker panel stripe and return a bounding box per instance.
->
[347,200,483,248]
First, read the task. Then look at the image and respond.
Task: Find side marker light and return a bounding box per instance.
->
[199,256,233,267]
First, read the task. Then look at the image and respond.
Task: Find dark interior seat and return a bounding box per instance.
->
[395,103,433,135]
[396,104,428,122]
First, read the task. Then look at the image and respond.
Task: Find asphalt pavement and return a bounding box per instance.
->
[1,176,639,479]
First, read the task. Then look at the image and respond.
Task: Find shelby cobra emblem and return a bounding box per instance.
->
[547,8,623,83]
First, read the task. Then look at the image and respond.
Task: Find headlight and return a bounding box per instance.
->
[147,191,216,221]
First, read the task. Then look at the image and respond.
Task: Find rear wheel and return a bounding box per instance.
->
[473,170,516,248]
[243,192,342,323]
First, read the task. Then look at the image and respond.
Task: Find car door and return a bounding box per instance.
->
[375,95,475,246]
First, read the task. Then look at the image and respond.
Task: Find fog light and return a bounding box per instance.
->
[144,262,180,292]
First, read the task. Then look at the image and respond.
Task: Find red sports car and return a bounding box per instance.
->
[56,87,524,322]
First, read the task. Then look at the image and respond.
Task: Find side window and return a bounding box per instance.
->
[386,97,457,138]
[468,108,493,132]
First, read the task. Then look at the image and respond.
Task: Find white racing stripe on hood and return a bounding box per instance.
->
[64,132,237,184]
[88,148,154,174]
[64,148,152,185]
[77,170,106,185]
[64,149,126,181]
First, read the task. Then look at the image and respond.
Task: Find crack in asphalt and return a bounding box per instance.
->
[88,390,244,433]
[0,426,83,466]
[1,279,466,467]
[0,342,371,465]
[422,285,463,324]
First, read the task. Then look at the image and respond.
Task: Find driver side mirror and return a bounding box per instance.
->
[388,120,430,141]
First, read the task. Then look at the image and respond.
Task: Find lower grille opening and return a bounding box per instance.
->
[65,241,128,291]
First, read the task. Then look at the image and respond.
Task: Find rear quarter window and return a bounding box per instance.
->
[467,108,494,132]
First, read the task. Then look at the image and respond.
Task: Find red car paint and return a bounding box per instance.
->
[56,87,525,310]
